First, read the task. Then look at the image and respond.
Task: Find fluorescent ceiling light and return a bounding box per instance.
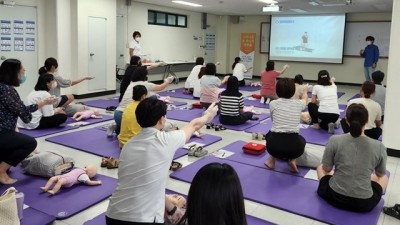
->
[259,0,278,3]
[309,1,319,6]
[172,1,202,7]
[262,4,280,12]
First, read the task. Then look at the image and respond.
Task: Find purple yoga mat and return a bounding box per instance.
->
[245,119,344,146]
[221,83,261,92]
[348,93,361,101]
[19,125,79,138]
[46,127,221,160]
[308,91,345,99]
[221,140,310,177]
[166,108,204,122]
[244,98,270,109]
[170,157,384,225]
[22,207,56,225]
[81,98,119,109]
[0,166,117,219]
[158,87,197,100]
[211,113,270,131]
[65,114,114,124]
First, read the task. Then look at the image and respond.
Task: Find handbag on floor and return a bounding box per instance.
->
[21,151,75,178]
[242,142,266,155]
[0,187,20,225]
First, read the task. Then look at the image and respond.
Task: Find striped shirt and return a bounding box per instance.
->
[270,98,306,133]
[220,94,244,116]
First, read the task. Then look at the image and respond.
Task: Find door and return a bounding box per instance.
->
[88,17,107,91]
[116,15,125,70]
[0,5,37,99]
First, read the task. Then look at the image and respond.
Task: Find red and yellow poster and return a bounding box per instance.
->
[239,33,256,79]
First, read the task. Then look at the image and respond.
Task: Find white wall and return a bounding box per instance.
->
[117,0,215,64]
[222,13,391,84]
[382,2,400,152]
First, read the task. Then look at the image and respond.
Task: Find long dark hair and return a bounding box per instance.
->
[0,59,22,86]
[35,73,54,91]
[346,103,368,138]
[198,67,205,79]
[232,57,241,70]
[361,81,375,98]
[221,76,241,97]
[178,163,247,225]
[39,57,58,75]
[317,70,331,86]
[131,66,148,82]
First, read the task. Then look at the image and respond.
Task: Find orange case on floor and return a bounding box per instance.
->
[251,94,262,99]
[242,142,266,155]
[192,102,202,108]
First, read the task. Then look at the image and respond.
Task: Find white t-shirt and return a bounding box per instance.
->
[312,84,339,115]
[17,90,54,129]
[348,98,381,129]
[184,65,202,89]
[117,81,156,111]
[129,40,143,57]
[232,63,247,81]
[106,128,186,223]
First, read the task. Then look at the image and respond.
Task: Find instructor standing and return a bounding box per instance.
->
[360,36,379,81]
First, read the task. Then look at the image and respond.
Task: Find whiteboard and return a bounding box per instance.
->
[260,22,270,53]
[344,22,391,57]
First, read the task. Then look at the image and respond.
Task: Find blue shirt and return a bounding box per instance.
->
[362,44,379,67]
[0,83,38,131]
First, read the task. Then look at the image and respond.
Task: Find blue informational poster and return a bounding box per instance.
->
[25,20,35,35]
[14,37,24,51]
[25,37,35,51]
[13,20,24,35]
[1,37,12,51]
[1,20,11,35]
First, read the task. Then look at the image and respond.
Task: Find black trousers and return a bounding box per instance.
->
[106,216,164,225]
[219,112,253,125]
[238,79,245,86]
[0,130,37,166]
[340,118,382,140]
[266,131,305,159]
[308,103,339,130]
[37,114,67,129]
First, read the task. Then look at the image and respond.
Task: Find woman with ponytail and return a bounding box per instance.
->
[342,81,382,140]
[39,57,93,107]
[317,103,388,212]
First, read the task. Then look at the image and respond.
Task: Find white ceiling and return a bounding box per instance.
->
[133,0,393,15]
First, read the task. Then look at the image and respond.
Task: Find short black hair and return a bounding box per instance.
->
[317,70,331,86]
[371,70,384,84]
[133,31,141,38]
[39,57,58,75]
[222,76,240,96]
[136,98,167,128]
[294,74,304,85]
[35,73,55,91]
[0,59,22,87]
[276,77,295,99]
[266,60,274,71]
[205,63,216,75]
[130,56,141,65]
[131,66,148,82]
[132,85,148,101]
[366,36,375,42]
[195,57,204,65]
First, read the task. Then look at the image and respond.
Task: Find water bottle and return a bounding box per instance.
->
[15,192,24,220]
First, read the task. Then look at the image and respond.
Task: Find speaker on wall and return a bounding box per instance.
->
[201,13,207,29]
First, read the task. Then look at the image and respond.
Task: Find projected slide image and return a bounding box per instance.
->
[269,15,346,63]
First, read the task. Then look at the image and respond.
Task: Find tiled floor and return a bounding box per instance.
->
[32,82,399,225]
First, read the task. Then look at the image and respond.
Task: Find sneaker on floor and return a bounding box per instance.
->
[260,97,265,104]
[328,122,335,134]
[107,123,117,137]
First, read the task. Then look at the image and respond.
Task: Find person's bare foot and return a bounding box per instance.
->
[311,123,320,129]
[40,187,48,192]
[0,175,17,184]
[288,160,299,173]
[264,159,275,169]
[47,190,56,195]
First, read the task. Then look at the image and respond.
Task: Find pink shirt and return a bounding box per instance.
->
[260,70,281,96]
[80,110,95,119]
[57,168,87,187]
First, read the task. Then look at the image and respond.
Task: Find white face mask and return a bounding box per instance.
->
[51,81,58,89]
[366,41,372,45]
[135,37,141,42]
